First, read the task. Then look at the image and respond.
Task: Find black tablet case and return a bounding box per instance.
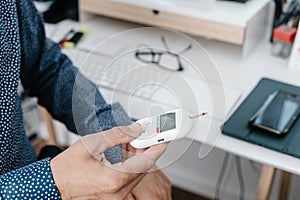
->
[222,78,300,158]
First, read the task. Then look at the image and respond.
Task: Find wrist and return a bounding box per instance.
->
[50,156,68,199]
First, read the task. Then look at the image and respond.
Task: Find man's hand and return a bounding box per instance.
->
[50,124,168,199]
[122,143,172,200]
[130,170,172,200]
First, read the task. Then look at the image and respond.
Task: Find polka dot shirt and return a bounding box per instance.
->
[1,158,60,199]
[0,0,132,198]
[0,0,60,199]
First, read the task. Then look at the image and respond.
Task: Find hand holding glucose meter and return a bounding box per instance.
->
[130,109,207,148]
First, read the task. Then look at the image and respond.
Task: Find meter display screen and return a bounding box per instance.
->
[160,112,176,132]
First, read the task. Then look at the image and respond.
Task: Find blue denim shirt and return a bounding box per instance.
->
[0,0,131,199]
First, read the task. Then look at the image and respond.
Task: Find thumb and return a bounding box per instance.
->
[80,123,142,158]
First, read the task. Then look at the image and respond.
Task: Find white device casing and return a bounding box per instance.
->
[130,109,194,148]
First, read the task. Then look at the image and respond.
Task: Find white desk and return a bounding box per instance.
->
[189,35,300,175]
[74,15,300,174]
[47,14,300,199]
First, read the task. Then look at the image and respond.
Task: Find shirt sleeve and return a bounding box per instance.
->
[17,0,132,164]
[17,0,132,135]
[0,158,60,199]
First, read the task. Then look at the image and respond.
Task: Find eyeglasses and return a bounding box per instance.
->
[135,36,192,72]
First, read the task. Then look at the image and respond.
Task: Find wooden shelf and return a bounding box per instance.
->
[79,0,273,55]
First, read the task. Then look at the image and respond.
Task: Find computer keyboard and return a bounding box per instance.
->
[63,48,172,99]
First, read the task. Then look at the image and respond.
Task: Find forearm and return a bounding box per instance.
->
[18,0,132,134]
[17,0,132,164]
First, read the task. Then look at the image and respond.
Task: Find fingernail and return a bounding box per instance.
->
[128,123,141,133]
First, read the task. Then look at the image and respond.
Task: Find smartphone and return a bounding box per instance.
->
[249,90,300,135]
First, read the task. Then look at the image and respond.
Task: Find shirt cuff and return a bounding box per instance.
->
[0,158,60,199]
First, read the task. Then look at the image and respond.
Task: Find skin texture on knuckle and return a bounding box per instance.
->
[112,193,128,200]
[146,156,155,171]
[142,190,160,200]
[167,180,172,190]
[80,134,109,158]
[162,174,172,189]
[120,126,135,137]
[161,189,169,200]
[115,125,138,139]
[105,175,126,193]
[111,126,126,139]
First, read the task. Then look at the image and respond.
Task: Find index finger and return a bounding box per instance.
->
[113,142,168,174]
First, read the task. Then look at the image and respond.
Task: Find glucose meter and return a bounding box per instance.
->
[130,109,207,148]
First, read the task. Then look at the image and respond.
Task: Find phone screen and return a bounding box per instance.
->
[250,90,300,134]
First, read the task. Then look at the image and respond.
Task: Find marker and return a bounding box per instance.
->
[59,29,75,47]
[63,26,88,49]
